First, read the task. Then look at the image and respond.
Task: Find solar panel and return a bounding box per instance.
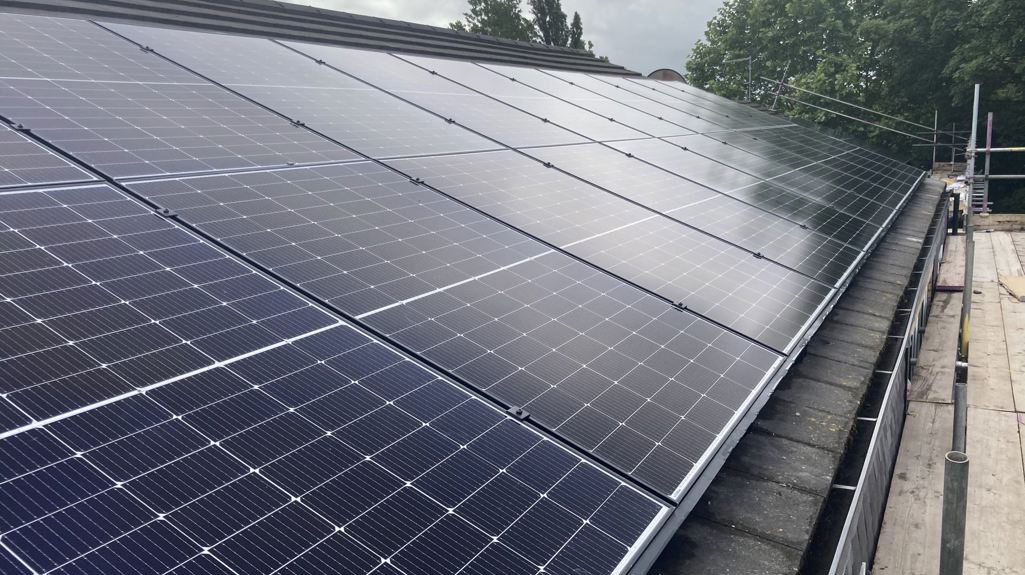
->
[104,23,502,159]
[521,143,863,285]
[124,163,787,497]
[0,15,357,179]
[0,183,338,430]
[280,41,588,149]
[0,123,94,189]
[385,150,834,351]
[606,137,889,247]
[0,11,928,575]
[0,185,671,575]
[622,77,791,129]
[541,69,731,134]
[395,54,650,142]
[476,63,694,138]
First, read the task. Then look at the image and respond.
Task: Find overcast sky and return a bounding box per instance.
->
[302,0,726,74]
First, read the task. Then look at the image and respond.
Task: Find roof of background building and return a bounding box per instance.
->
[1,0,639,75]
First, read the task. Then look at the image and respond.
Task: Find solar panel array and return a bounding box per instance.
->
[0,12,923,575]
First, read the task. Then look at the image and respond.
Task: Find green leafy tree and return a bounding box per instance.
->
[449,0,535,42]
[569,11,585,49]
[688,0,1025,211]
[530,0,570,47]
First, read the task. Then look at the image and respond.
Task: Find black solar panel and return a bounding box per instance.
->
[124,163,786,497]
[0,183,337,430]
[0,123,94,189]
[386,150,833,351]
[0,10,927,575]
[477,63,694,138]
[542,69,732,134]
[396,54,650,142]
[0,15,357,179]
[0,184,670,574]
[105,23,501,159]
[282,41,589,149]
[521,143,863,285]
[606,137,890,247]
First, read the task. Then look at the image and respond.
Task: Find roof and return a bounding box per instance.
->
[0,4,929,575]
[0,0,638,75]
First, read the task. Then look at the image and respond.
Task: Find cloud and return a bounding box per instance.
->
[300,0,724,74]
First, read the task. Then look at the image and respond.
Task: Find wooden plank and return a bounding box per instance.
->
[991,232,1025,277]
[966,279,1016,411]
[874,402,953,575]
[999,276,1025,302]
[963,407,1025,574]
[973,233,999,284]
[999,282,1025,414]
[907,292,959,404]
[1012,231,1025,269]
[939,233,966,286]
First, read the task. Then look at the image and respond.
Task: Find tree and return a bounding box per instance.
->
[529,0,569,47]
[687,0,1025,212]
[448,0,535,42]
[569,11,584,49]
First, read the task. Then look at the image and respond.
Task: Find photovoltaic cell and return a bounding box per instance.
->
[0,183,337,431]
[126,163,550,316]
[0,324,669,575]
[396,54,649,142]
[0,15,357,179]
[105,23,500,159]
[125,163,787,496]
[607,137,887,248]
[522,143,863,285]
[282,41,589,149]
[0,123,94,189]
[387,150,832,351]
[478,63,694,138]
[622,76,791,129]
[542,69,730,134]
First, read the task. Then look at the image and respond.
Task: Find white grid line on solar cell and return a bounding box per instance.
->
[395,54,650,143]
[123,162,786,496]
[0,123,95,190]
[102,23,503,160]
[0,183,339,429]
[387,150,832,351]
[0,14,201,83]
[519,143,863,285]
[360,250,784,497]
[0,77,359,180]
[125,162,551,317]
[0,319,670,575]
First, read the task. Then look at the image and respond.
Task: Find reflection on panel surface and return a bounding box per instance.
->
[107,22,499,159]
[0,15,356,179]
[388,150,833,352]
[127,163,786,498]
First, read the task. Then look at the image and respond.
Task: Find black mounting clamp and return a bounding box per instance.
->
[507,406,529,420]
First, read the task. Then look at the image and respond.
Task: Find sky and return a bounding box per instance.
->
[301,0,726,74]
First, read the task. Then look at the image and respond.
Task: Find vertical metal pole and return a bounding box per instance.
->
[933,109,939,169]
[983,113,993,213]
[940,451,969,575]
[770,60,790,111]
[951,193,960,235]
[952,381,967,452]
[951,122,956,165]
[747,56,752,103]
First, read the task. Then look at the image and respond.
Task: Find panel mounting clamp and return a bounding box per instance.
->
[507,406,529,420]
[156,207,176,218]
